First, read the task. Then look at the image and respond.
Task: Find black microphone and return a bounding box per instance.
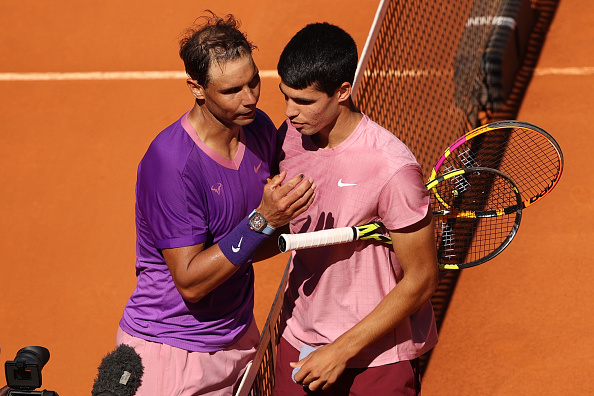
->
[91,344,144,396]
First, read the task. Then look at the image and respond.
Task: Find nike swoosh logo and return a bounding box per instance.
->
[232,236,243,253]
[338,179,357,187]
[254,161,262,173]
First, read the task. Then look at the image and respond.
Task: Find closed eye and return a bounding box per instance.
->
[249,73,261,89]
[220,73,260,95]
[294,98,315,105]
[221,86,242,95]
[283,94,314,105]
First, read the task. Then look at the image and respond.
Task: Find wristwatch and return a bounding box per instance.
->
[248,210,275,235]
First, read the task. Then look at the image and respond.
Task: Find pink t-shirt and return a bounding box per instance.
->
[278,114,438,368]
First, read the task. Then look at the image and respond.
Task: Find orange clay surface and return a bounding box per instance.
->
[1,1,592,394]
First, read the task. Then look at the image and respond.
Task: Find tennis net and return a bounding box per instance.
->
[354,0,541,178]
[235,257,291,396]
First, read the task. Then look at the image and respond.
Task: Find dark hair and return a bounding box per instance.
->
[179,11,256,87]
[277,22,358,96]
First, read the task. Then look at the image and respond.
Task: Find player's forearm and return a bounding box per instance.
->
[332,269,438,361]
[171,214,280,302]
[164,244,241,303]
[334,222,438,360]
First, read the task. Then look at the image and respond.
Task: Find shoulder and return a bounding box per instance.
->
[364,117,410,150]
[359,115,420,168]
[140,116,194,177]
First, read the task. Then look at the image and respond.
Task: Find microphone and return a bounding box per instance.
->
[91,344,144,396]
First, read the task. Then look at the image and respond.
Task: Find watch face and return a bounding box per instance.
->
[249,212,267,232]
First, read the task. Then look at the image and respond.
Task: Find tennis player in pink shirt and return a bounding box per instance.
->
[274,23,439,395]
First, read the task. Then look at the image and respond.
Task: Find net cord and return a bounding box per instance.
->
[352,0,390,98]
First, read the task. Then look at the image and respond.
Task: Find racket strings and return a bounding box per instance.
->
[501,128,560,198]
[438,126,562,207]
[432,168,522,268]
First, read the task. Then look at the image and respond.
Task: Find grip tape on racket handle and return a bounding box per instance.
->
[278,227,357,252]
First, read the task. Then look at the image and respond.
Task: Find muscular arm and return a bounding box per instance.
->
[164,172,315,303]
[294,210,439,390]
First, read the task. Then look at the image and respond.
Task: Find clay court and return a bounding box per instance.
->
[1,1,593,394]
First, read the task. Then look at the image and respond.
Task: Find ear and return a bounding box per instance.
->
[187,79,206,100]
[336,82,352,104]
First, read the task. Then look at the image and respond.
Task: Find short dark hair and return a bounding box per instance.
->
[179,11,256,87]
[277,22,358,96]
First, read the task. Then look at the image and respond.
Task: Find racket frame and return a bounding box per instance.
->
[429,120,563,210]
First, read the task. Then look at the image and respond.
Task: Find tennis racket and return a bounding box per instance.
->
[430,120,563,209]
[279,167,523,269]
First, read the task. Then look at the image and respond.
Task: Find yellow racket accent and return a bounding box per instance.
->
[356,222,392,244]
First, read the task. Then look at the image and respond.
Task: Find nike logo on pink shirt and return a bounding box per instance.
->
[338,179,357,187]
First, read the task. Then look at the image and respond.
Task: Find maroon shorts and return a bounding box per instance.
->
[273,336,421,396]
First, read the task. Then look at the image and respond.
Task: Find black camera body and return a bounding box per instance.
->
[4,346,58,396]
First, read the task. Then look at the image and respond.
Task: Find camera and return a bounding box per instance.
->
[4,346,58,396]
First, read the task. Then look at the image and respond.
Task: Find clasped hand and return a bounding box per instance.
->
[257,171,316,229]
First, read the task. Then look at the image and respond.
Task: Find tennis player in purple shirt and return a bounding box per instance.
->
[117,12,315,395]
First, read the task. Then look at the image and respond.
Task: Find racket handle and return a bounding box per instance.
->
[278,227,357,252]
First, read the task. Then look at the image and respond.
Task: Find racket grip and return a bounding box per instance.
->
[278,227,357,252]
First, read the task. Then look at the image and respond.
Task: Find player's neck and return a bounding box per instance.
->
[313,108,362,149]
[187,105,241,160]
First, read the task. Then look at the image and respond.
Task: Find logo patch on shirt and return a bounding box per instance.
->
[232,236,243,253]
[254,161,263,174]
[337,179,357,187]
[211,183,222,195]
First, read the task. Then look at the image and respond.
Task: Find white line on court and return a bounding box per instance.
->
[0,67,592,81]
[534,67,594,76]
[0,70,280,81]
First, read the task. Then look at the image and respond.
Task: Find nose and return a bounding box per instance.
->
[242,86,258,107]
[285,100,299,119]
